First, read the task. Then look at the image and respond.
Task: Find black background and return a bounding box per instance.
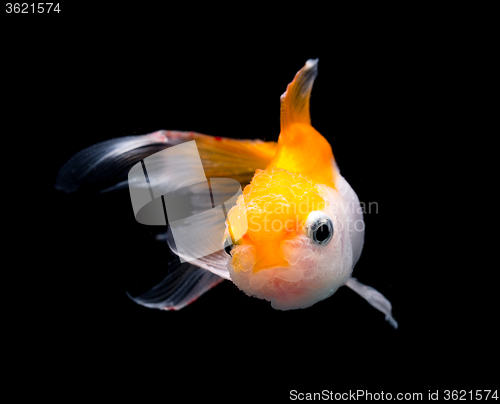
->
[3,11,496,400]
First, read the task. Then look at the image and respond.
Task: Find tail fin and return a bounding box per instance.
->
[280,58,318,131]
[55,130,172,193]
[126,251,223,311]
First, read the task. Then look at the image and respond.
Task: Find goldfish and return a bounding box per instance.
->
[56,59,397,328]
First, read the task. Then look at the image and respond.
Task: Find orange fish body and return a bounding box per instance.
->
[229,60,336,274]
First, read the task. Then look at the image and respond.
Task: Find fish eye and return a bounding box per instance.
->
[223,243,233,257]
[222,232,233,257]
[306,211,334,246]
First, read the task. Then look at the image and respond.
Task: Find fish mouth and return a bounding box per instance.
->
[227,242,321,310]
[227,258,326,310]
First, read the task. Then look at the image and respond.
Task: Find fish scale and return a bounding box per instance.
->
[228,167,325,273]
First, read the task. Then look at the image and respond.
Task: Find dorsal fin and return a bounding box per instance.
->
[269,59,335,188]
[280,59,318,131]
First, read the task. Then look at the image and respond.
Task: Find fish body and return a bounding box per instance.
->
[224,59,364,311]
[56,59,397,327]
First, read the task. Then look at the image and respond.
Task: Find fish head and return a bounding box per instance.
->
[224,167,354,310]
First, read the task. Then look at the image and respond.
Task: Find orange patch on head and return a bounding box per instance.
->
[227,167,325,273]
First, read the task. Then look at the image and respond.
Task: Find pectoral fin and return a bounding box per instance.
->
[345,277,398,329]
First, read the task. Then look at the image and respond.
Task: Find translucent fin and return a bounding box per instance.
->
[56,130,277,193]
[166,226,231,280]
[345,277,398,329]
[195,135,277,187]
[127,257,223,311]
[57,130,275,281]
[280,58,318,131]
[55,130,184,193]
